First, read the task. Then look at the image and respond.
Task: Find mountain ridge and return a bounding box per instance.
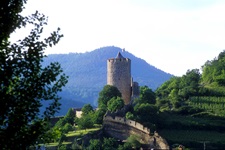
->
[43,46,173,115]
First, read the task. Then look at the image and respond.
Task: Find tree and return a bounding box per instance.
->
[87,138,118,150]
[87,139,101,150]
[54,109,75,129]
[126,135,141,149]
[96,85,122,123]
[156,69,202,110]
[0,0,26,42]
[54,118,68,129]
[94,108,106,124]
[0,1,68,149]
[134,103,158,123]
[62,123,74,133]
[202,50,225,86]
[179,69,201,99]
[81,104,94,116]
[77,113,94,129]
[98,85,122,109]
[136,86,156,105]
[64,108,75,125]
[102,138,117,150]
[107,97,124,112]
[118,135,140,150]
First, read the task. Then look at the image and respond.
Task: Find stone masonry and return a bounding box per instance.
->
[107,52,139,105]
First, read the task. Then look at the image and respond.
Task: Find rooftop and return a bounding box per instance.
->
[116,52,124,59]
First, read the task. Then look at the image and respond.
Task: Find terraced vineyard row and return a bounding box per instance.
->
[159,129,225,149]
[189,96,225,116]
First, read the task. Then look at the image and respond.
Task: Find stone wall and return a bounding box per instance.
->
[132,81,139,96]
[103,115,151,144]
[103,115,169,149]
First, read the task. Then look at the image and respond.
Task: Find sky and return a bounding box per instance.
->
[10,0,225,76]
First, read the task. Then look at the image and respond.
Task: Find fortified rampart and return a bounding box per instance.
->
[103,116,150,142]
[103,115,169,149]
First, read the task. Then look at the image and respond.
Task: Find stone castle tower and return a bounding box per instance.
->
[107,52,139,105]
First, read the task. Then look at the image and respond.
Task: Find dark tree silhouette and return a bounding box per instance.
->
[0,1,68,149]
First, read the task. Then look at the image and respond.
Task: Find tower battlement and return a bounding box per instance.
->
[107,58,130,63]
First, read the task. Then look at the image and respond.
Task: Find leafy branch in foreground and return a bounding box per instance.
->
[0,1,68,149]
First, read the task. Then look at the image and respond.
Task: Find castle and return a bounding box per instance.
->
[107,52,139,104]
[104,52,169,149]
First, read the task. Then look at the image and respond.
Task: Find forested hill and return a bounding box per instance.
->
[43,46,172,115]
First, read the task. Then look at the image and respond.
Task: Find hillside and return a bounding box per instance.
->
[154,50,225,149]
[43,46,172,115]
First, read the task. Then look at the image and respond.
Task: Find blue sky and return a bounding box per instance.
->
[10,0,225,76]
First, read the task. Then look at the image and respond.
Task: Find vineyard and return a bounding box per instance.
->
[159,129,225,149]
[188,96,225,117]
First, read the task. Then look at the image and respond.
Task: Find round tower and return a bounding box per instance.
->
[107,52,131,105]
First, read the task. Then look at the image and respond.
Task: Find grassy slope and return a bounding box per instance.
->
[45,126,101,149]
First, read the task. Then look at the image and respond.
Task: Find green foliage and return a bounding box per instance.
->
[0,0,27,41]
[125,112,135,120]
[58,134,67,149]
[57,144,67,150]
[179,69,201,98]
[52,128,62,142]
[93,108,105,124]
[202,50,225,86]
[107,97,124,112]
[132,86,159,127]
[87,137,117,150]
[98,85,122,109]
[75,104,96,129]
[87,139,101,150]
[76,113,94,129]
[0,1,68,149]
[102,138,117,150]
[136,86,156,104]
[38,122,61,143]
[52,109,76,143]
[96,85,122,123]
[126,135,141,149]
[62,123,74,133]
[55,109,75,129]
[156,69,201,110]
[54,118,68,129]
[71,139,82,150]
[65,108,75,125]
[118,143,132,150]
[81,104,94,116]
[134,103,158,123]
[188,96,225,116]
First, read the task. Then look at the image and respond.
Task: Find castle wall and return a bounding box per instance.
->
[103,116,151,144]
[132,81,139,96]
[107,58,131,104]
[103,115,170,149]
